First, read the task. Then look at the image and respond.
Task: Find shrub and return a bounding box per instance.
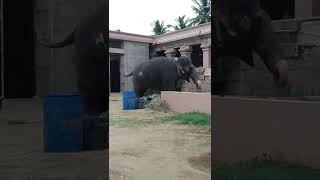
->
[146,94,171,112]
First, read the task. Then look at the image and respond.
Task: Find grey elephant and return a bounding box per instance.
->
[39,3,108,116]
[213,0,289,95]
[125,56,202,97]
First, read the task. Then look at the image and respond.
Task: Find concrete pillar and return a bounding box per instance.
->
[295,0,320,18]
[109,54,111,95]
[312,0,320,17]
[180,45,192,57]
[295,0,312,18]
[164,49,176,58]
[120,54,126,92]
[201,44,211,68]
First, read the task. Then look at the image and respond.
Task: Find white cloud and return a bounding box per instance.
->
[109,0,197,35]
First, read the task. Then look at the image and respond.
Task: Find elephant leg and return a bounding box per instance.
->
[134,85,146,98]
[163,79,176,91]
[75,48,108,115]
[175,79,184,91]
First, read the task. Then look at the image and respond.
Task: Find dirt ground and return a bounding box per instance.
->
[0,98,107,179]
[109,93,211,180]
[0,94,211,179]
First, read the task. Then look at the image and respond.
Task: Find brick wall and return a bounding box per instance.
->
[121,41,149,91]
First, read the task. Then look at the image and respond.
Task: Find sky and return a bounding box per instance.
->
[109,0,197,35]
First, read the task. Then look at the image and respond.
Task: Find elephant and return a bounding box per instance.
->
[39,3,108,116]
[213,0,288,95]
[124,56,202,98]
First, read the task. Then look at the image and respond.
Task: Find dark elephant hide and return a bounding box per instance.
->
[40,3,108,115]
[125,56,201,97]
[213,0,287,95]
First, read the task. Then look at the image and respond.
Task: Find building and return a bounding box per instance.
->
[1,0,320,100]
[109,22,211,93]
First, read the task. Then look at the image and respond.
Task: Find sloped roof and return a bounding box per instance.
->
[109,22,211,44]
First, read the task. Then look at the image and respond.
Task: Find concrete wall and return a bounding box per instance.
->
[161,91,211,115]
[121,41,149,91]
[213,96,320,168]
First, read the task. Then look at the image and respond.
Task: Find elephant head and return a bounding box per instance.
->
[174,56,202,88]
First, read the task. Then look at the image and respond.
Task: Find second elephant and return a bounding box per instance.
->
[39,3,108,115]
[213,0,289,95]
[125,56,202,97]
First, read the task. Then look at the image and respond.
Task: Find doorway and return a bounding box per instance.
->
[110,55,121,92]
[3,0,36,98]
[190,44,203,68]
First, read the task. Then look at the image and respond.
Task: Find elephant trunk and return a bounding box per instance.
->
[189,69,202,89]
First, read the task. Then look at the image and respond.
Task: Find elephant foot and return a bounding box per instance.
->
[274,59,289,87]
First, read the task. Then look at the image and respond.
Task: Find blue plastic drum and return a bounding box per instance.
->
[122,91,138,110]
[43,93,83,152]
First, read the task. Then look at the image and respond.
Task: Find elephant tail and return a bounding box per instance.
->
[124,72,133,77]
[39,28,76,48]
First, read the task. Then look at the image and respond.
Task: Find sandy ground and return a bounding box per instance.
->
[0,98,107,179]
[109,93,211,180]
[0,94,211,179]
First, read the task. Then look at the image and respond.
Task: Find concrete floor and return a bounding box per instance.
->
[0,98,107,179]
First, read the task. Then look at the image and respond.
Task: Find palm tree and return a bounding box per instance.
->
[190,0,211,25]
[151,20,169,35]
[168,15,192,30]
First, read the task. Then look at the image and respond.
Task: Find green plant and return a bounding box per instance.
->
[190,0,211,25]
[168,15,193,30]
[162,112,211,127]
[109,116,143,127]
[146,95,171,112]
[151,20,170,35]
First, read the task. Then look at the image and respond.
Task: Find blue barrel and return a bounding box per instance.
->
[123,91,138,110]
[43,93,84,152]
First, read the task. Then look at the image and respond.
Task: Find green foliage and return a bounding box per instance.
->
[151,20,170,35]
[146,94,171,112]
[109,116,144,127]
[162,112,211,127]
[168,15,192,30]
[151,0,211,33]
[190,0,211,25]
